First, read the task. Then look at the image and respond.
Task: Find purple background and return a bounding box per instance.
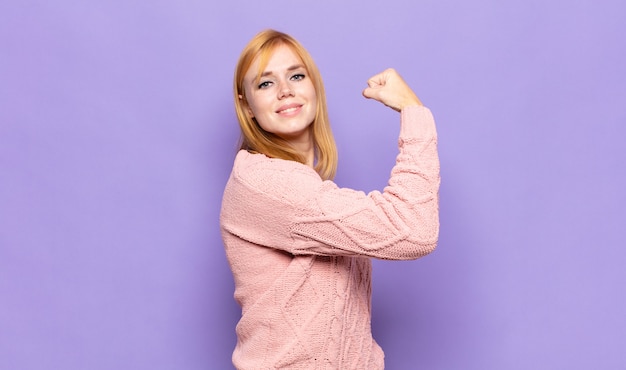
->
[1,0,625,369]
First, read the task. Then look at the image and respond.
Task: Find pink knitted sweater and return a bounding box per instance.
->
[220,105,439,369]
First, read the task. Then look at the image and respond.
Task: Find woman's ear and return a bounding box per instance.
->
[239,94,254,118]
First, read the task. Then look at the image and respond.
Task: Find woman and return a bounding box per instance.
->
[220,29,440,369]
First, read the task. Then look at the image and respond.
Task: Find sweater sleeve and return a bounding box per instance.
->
[220,105,440,260]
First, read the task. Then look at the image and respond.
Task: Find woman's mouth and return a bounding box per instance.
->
[276,103,302,115]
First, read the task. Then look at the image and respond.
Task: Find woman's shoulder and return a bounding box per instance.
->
[229,150,323,201]
[233,150,317,177]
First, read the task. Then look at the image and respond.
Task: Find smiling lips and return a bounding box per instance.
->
[276,103,302,115]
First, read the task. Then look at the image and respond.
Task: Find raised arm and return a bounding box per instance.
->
[221,69,439,260]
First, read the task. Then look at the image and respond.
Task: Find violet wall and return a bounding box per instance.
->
[1,0,625,369]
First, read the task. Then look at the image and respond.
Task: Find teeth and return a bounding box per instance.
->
[279,107,298,114]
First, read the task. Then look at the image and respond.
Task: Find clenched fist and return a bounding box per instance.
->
[362,68,422,112]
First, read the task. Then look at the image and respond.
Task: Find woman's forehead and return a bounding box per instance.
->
[247,44,305,80]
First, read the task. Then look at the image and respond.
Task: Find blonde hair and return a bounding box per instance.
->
[233,29,337,180]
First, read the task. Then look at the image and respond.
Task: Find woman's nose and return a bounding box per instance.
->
[277,81,295,99]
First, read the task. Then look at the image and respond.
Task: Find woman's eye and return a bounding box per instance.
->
[258,81,272,89]
[291,74,305,81]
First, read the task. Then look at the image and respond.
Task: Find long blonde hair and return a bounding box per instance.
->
[233,29,337,180]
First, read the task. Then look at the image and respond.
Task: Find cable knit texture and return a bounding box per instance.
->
[220,105,440,369]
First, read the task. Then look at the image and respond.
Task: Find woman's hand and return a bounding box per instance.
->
[362,68,422,111]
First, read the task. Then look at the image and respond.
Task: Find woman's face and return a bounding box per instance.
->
[242,44,317,147]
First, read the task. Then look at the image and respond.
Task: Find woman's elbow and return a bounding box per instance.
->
[405,221,439,259]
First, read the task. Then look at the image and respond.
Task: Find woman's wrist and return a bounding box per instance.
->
[399,96,423,111]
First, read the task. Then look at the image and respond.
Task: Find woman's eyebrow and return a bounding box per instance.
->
[260,64,305,77]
